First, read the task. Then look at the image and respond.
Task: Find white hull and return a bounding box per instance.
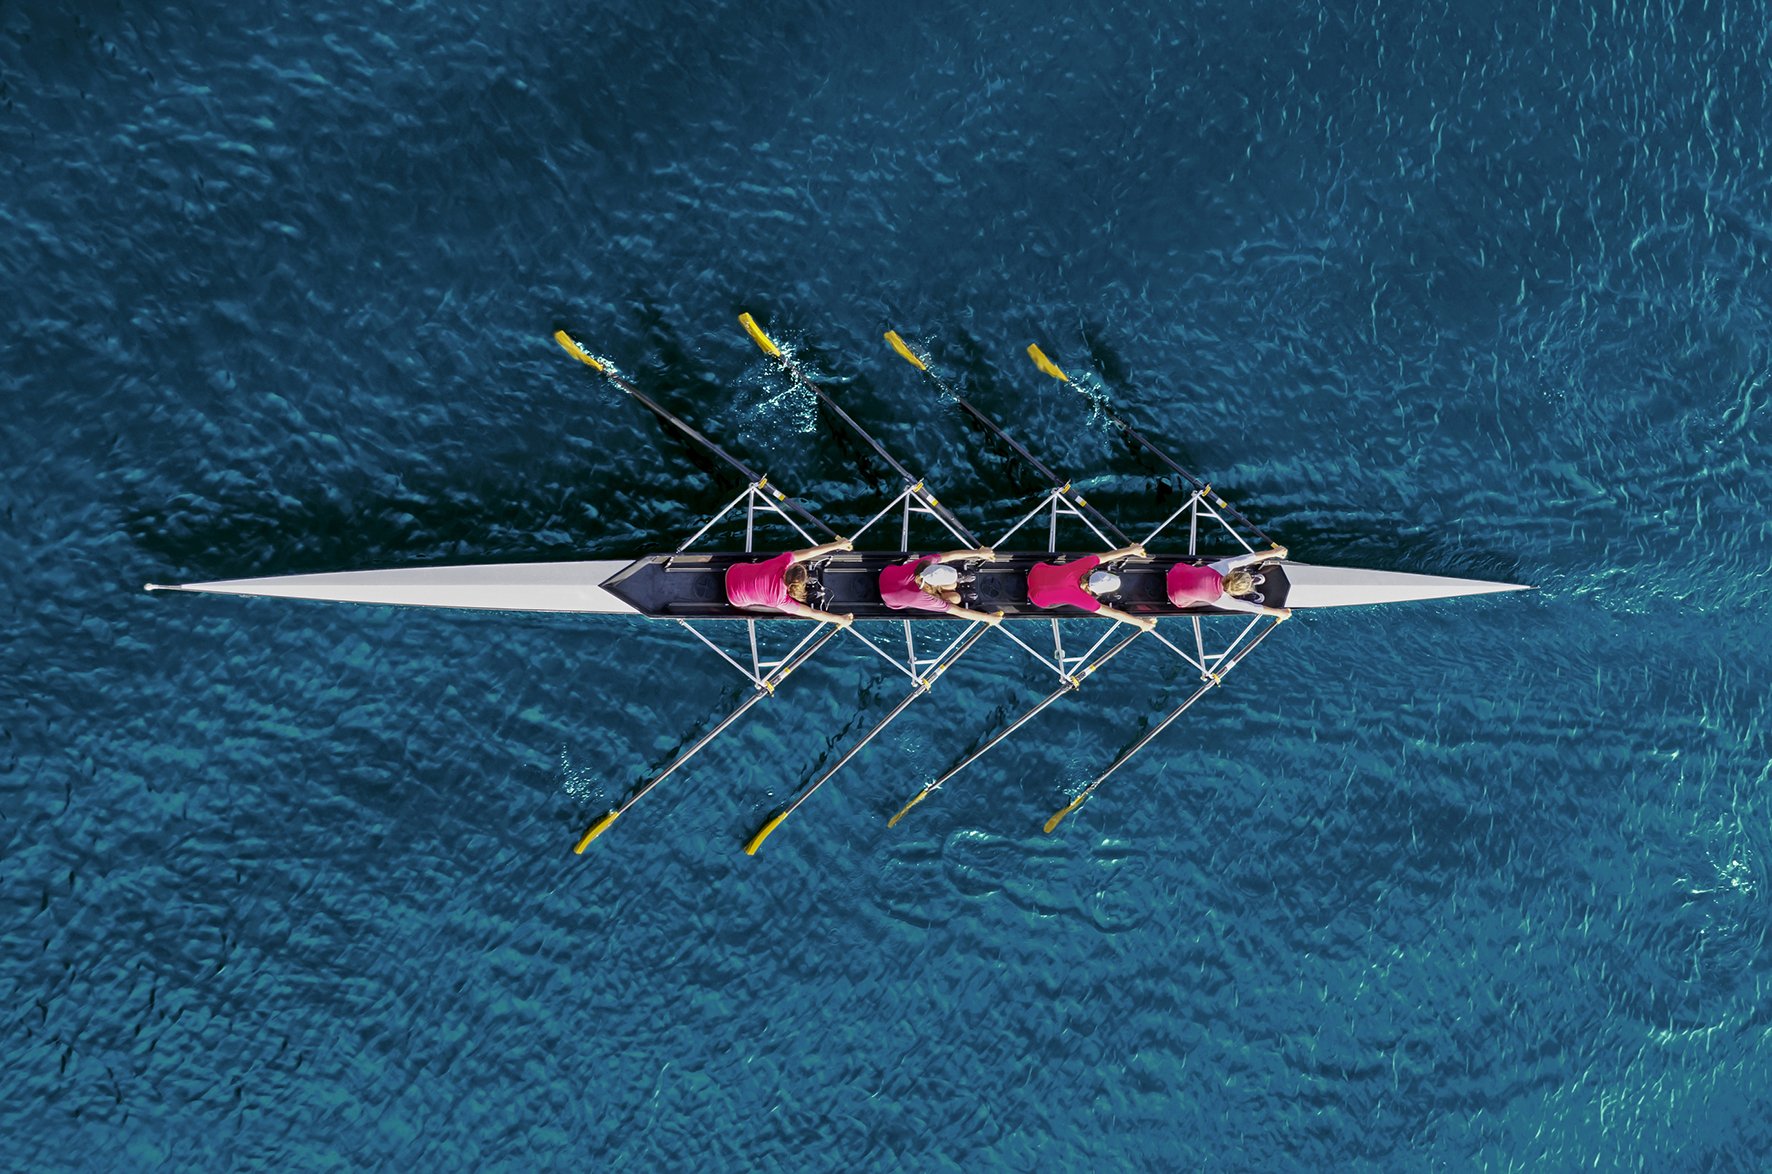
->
[1280,562,1528,608]
[146,560,640,615]
[148,558,1527,614]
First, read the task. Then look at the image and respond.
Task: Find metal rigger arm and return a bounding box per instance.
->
[881,332,1288,832]
[734,314,1023,855]
[557,329,853,851]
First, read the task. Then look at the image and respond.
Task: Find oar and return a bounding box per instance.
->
[739,314,981,547]
[887,627,1146,827]
[885,331,1130,547]
[744,622,991,854]
[1024,342,1273,546]
[555,329,837,540]
[1042,614,1285,834]
[574,622,844,851]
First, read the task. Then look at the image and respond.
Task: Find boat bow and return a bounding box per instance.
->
[1279,562,1529,608]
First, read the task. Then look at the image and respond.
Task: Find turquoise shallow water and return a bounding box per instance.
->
[5,0,1771,1168]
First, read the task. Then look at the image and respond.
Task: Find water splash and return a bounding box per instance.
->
[558,745,601,803]
[734,333,821,438]
[1070,370,1117,428]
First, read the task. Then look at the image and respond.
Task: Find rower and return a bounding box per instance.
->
[879,548,1004,625]
[1026,543,1157,630]
[1165,545,1292,618]
[726,539,856,625]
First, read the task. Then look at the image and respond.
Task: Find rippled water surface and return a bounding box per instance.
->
[5,0,1771,1168]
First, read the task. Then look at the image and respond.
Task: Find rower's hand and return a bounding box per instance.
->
[1270,545,1289,560]
[838,537,855,552]
[834,612,856,628]
[978,547,999,563]
[1138,616,1158,632]
[984,610,1006,627]
[1131,544,1149,558]
[1275,608,1293,622]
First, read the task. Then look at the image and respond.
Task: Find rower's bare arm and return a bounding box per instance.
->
[1215,596,1291,619]
[937,547,997,563]
[948,605,1004,626]
[779,600,852,626]
[1104,544,1149,562]
[1218,545,1289,572]
[791,538,854,563]
[1099,604,1158,631]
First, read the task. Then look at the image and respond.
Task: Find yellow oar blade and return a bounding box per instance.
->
[554,330,605,372]
[1042,794,1087,835]
[744,810,790,855]
[884,330,927,371]
[574,809,621,853]
[885,788,931,828]
[1027,343,1070,382]
[739,312,783,358]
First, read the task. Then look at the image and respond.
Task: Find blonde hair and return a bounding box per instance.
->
[785,563,810,602]
[1222,569,1256,597]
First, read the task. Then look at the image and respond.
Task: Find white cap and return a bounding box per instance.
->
[919,563,960,588]
[1086,570,1122,595]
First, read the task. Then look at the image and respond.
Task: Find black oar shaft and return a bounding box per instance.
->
[556,330,836,539]
[1097,407,1270,545]
[1022,340,1271,546]
[810,388,979,545]
[886,331,1130,546]
[740,315,980,546]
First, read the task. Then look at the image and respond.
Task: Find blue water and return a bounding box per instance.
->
[5,0,1770,1167]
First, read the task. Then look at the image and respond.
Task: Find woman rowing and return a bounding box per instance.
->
[1025,543,1157,630]
[725,538,856,625]
[1165,545,1292,618]
[879,548,1005,625]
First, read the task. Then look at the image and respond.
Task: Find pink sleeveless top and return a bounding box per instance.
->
[1026,555,1102,612]
[880,555,949,612]
[1166,562,1224,605]
[725,551,795,610]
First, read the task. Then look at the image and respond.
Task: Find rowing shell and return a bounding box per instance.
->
[147,315,1530,853]
[145,552,1525,615]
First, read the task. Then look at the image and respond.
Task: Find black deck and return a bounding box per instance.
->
[600,552,1289,619]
